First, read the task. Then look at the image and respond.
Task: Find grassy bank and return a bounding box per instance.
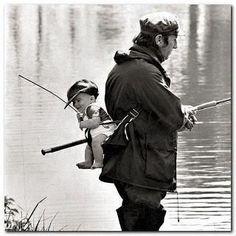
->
[4,196,62,231]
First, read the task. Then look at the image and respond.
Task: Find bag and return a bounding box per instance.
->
[99,108,141,183]
[102,122,128,154]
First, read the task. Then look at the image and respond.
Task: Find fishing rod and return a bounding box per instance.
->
[41,97,231,156]
[18,74,118,125]
[18,74,78,112]
[41,138,87,155]
[191,98,231,112]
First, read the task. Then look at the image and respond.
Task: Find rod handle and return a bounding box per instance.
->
[193,101,217,111]
[41,148,52,155]
[41,138,87,156]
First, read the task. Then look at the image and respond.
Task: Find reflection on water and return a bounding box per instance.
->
[4,4,231,231]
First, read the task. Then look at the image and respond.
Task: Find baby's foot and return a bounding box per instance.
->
[76,161,92,169]
[91,162,103,169]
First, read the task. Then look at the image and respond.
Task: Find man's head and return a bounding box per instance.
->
[133,12,179,61]
[65,79,99,112]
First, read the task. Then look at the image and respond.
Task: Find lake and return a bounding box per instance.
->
[4,4,231,231]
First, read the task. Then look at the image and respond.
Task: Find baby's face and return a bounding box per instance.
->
[72,93,94,113]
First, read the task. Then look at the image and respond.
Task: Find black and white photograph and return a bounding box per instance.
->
[2,1,232,233]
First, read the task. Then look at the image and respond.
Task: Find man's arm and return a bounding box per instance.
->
[132,67,185,131]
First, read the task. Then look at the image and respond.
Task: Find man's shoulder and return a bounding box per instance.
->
[108,57,164,85]
[130,59,163,81]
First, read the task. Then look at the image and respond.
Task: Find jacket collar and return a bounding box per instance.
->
[129,44,164,63]
[129,44,171,87]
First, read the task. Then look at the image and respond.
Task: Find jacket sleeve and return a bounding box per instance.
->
[131,64,184,131]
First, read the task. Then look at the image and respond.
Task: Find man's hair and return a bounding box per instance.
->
[133,32,169,47]
[133,12,179,47]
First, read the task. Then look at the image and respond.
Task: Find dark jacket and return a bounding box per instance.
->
[100,44,184,192]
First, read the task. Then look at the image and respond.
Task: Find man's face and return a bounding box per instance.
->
[159,35,178,60]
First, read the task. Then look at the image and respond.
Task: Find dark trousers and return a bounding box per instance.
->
[114,181,166,231]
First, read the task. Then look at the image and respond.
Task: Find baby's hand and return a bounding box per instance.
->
[77,113,83,122]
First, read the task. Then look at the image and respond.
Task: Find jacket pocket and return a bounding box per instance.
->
[145,146,176,182]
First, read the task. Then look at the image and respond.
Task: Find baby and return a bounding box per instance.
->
[64,79,115,169]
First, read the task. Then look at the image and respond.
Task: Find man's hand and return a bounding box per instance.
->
[180,105,197,131]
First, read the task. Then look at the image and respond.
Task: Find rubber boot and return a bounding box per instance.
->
[116,207,127,231]
[116,206,144,231]
[142,205,166,231]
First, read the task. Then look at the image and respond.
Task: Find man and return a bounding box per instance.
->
[99,12,197,231]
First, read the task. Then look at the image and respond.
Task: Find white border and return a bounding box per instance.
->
[0,1,234,236]
[0,0,235,4]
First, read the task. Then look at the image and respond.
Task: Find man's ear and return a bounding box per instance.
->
[90,95,96,102]
[155,34,164,47]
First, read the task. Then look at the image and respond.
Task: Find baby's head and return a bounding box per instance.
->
[65,79,99,113]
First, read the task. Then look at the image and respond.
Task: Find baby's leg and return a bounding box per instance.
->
[91,134,107,169]
[76,144,94,169]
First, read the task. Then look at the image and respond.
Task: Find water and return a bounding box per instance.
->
[4,4,231,231]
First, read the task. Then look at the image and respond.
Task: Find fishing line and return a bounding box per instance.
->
[176,191,180,222]
[18,75,78,112]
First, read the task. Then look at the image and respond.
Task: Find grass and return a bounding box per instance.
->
[4,196,64,231]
